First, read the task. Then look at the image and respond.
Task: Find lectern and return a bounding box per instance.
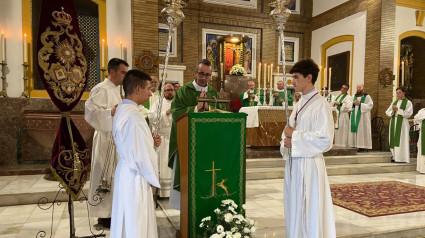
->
[176,112,246,238]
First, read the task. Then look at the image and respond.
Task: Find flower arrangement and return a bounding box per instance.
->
[230,64,246,76]
[199,199,256,238]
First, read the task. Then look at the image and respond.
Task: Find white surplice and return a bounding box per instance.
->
[148,98,173,197]
[414,108,425,173]
[110,99,160,238]
[332,94,352,147]
[348,95,373,149]
[385,99,413,163]
[281,88,336,238]
[325,94,335,106]
[84,78,121,218]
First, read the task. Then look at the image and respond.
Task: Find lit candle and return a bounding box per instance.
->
[270,63,273,88]
[319,65,322,85]
[101,39,105,68]
[263,63,267,89]
[1,31,5,62]
[324,67,327,88]
[276,66,279,89]
[328,67,332,89]
[23,34,27,63]
[258,62,261,88]
[120,41,123,59]
[220,62,224,80]
[401,61,405,86]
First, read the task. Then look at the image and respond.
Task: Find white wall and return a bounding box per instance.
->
[311,11,367,95]
[313,0,349,17]
[0,0,24,97]
[393,6,425,99]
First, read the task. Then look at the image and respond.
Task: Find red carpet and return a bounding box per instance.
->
[330,181,425,217]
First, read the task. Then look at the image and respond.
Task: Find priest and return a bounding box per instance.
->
[414,108,425,173]
[110,70,161,238]
[282,59,336,238]
[148,83,175,197]
[271,80,293,106]
[386,87,413,163]
[348,84,373,151]
[239,80,263,106]
[322,87,334,106]
[333,84,352,147]
[168,59,226,210]
[84,58,128,228]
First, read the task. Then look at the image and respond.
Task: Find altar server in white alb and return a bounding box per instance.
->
[84,58,128,228]
[414,108,425,173]
[148,83,175,197]
[385,87,413,163]
[332,84,352,147]
[348,84,373,150]
[282,59,336,238]
[111,70,162,238]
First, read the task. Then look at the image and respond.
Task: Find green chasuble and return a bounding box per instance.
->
[389,98,408,149]
[350,94,367,133]
[168,81,226,190]
[239,88,264,107]
[272,90,293,106]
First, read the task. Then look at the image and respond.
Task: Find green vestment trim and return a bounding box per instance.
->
[335,93,348,130]
[350,95,366,133]
[389,98,408,149]
[239,88,264,107]
[272,90,293,106]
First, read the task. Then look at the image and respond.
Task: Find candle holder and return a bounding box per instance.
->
[21,63,29,98]
[269,86,274,106]
[100,67,107,82]
[0,61,8,98]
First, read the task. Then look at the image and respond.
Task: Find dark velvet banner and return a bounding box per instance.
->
[36,0,90,198]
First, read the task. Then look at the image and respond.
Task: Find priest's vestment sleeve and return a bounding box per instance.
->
[414,109,425,125]
[85,86,113,132]
[397,101,413,118]
[359,95,373,113]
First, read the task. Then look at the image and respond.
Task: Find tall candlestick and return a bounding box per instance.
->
[324,67,327,88]
[328,67,332,89]
[270,63,273,88]
[276,66,279,89]
[101,39,105,68]
[120,41,123,59]
[401,61,405,86]
[1,31,5,62]
[258,62,261,88]
[263,63,267,89]
[23,34,27,63]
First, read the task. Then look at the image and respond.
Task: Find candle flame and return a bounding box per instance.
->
[24,33,27,37]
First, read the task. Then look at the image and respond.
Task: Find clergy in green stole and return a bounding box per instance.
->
[168,59,226,204]
[272,80,293,106]
[239,80,264,106]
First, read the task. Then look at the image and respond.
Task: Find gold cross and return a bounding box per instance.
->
[205,161,221,197]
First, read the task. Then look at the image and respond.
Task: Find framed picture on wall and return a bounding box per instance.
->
[159,23,177,57]
[288,0,300,14]
[202,0,257,9]
[328,51,350,92]
[202,28,257,76]
[278,36,299,65]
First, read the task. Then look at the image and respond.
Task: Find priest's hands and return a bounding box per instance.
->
[249,93,256,99]
[273,92,279,97]
[153,133,161,147]
[392,105,398,111]
[334,101,341,106]
[353,100,360,106]
[278,99,284,103]
[197,91,210,111]
[166,108,171,116]
[283,126,294,148]
[111,104,118,116]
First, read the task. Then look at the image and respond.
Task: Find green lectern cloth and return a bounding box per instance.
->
[187,113,246,237]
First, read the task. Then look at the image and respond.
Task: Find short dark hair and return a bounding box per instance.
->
[341,83,350,89]
[107,58,129,73]
[195,59,212,72]
[289,59,320,84]
[123,70,152,97]
[396,87,406,93]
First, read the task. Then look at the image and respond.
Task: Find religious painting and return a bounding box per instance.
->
[202,0,257,9]
[159,23,177,57]
[327,51,350,92]
[288,0,300,14]
[278,36,299,65]
[202,28,257,76]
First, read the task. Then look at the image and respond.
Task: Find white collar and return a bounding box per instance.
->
[192,80,208,92]
[122,98,138,106]
[301,88,317,101]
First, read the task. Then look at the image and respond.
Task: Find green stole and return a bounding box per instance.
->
[335,93,348,129]
[422,120,425,155]
[273,91,293,106]
[350,95,366,132]
[389,98,408,149]
[239,88,263,107]
[327,94,333,102]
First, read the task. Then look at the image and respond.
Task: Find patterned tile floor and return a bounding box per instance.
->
[1,172,425,237]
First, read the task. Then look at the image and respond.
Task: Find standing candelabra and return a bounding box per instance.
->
[100,67,107,83]
[21,63,29,98]
[0,61,7,97]
[270,0,293,171]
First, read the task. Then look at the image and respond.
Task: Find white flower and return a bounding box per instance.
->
[230,64,246,75]
[250,226,256,233]
[249,219,254,226]
[242,204,247,210]
[224,213,233,223]
[234,232,242,238]
[243,227,250,233]
[199,223,204,228]
[210,234,220,238]
[244,236,250,238]
[217,225,224,233]
[202,216,211,222]
[231,227,237,233]
[228,206,237,214]
[214,208,221,214]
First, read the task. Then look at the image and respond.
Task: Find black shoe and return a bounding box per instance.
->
[98,217,111,228]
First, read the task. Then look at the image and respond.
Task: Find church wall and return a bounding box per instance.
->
[312,0,350,17]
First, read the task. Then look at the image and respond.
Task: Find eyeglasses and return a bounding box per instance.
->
[197,72,212,78]
[164,89,174,92]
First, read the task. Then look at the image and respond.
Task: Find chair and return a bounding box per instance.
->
[371,117,384,151]
[409,124,420,155]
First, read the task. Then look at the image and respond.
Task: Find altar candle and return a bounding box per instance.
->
[270,63,273,88]
[324,67,327,88]
[258,62,261,88]
[328,67,332,89]
[401,61,405,86]
[1,31,5,62]
[23,34,27,63]
[263,63,267,88]
[101,39,105,68]
[276,66,279,89]
[120,41,123,59]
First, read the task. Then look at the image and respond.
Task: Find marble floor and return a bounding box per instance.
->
[1,172,425,237]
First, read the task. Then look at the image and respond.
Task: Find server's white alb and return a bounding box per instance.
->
[414,108,425,172]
